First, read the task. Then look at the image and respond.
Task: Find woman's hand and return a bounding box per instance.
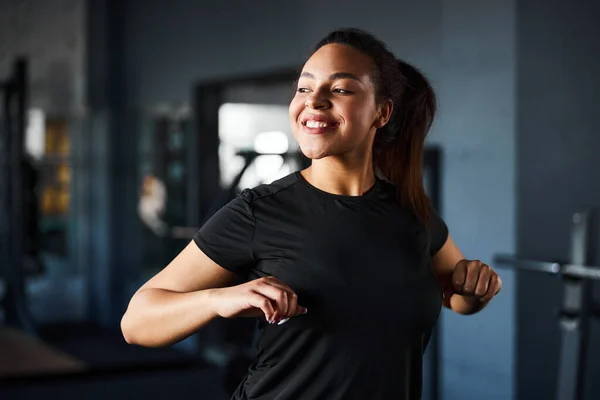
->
[210,276,307,324]
[444,259,502,304]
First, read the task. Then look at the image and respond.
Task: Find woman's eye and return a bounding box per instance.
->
[333,88,352,94]
[297,88,310,93]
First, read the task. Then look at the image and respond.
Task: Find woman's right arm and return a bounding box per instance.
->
[120,241,306,348]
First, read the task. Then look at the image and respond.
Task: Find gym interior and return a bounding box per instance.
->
[1,1,599,399]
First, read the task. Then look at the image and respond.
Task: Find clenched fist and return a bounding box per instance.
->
[444,259,502,303]
[210,276,307,324]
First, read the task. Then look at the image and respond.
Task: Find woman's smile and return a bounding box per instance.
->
[300,113,340,134]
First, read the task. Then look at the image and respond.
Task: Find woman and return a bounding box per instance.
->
[121,28,502,400]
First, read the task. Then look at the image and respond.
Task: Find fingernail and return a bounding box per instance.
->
[277,318,289,325]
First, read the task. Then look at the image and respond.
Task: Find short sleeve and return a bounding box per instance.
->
[429,207,449,256]
[193,190,256,275]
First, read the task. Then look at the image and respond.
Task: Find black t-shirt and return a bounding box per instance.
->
[194,171,449,400]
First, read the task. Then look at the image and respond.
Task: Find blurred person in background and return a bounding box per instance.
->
[138,174,169,237]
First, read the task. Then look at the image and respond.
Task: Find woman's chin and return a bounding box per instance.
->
[299,146,331,160]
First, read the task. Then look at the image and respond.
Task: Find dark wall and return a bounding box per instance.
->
[516,0,600,399]
[121,0,441,107]
[0,0,86,116]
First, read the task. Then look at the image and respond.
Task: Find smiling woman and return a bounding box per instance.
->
[121,28,502,400]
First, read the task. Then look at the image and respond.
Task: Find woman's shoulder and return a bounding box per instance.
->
[240,171,302,204]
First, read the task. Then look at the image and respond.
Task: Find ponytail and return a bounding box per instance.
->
[374,60,437,224]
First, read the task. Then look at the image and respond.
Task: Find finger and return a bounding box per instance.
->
[259,277,306,319]
[253,281,290,322]
[463,261,481,296]
[262,277,302,319]
[481,275,501,302]
[292,303,308,316]
[474,264,491,298]
[263,278,295,318]
[278,304,309,325]
[247,292,275,322]
[452,262,467,292]
[443,284,454,298]
[442,285,454,308]
[276,289,289,321]
[260,279,291,320]
[287,292,298,318]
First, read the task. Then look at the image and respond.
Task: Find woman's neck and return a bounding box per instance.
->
[300,151,376,197]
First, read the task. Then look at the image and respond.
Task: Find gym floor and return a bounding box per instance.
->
[0,323,231,400]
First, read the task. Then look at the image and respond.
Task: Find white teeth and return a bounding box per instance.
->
[305,120,331,128]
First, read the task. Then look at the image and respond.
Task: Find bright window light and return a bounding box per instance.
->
[254,131,289,154]
[255,155,284,181]
[26,108,45,161]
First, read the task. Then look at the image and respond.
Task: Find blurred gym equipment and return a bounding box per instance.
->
[0,58,201,389]
[495,210,600,400]
[0,57,37,335]
[0,58,87,380]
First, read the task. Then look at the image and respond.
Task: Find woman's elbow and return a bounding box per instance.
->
[121,295,152,346]
[121,312,163,347]
[120,294,175,347]
[121,308,142,345]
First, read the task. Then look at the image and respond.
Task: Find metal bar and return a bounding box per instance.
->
[494,255,600,280]
[561,264,600,281]
[494,255,561,274]
[15,59,36,334]
[0,85,9,311]
[0,59,36,334]
[1,72,15,322]
[494,210,598,400]
[11,60,25,284]
[556,210,594,400]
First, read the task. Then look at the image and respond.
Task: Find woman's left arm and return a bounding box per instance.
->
[432,234,502,315]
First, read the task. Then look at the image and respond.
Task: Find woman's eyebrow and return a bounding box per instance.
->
[300,71,361,82]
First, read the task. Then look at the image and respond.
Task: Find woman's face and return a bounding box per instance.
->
[289,44,390,160]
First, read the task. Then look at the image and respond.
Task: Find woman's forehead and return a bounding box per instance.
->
[301,44,375,83]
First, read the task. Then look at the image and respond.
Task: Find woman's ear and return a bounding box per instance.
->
[374,99,393,128]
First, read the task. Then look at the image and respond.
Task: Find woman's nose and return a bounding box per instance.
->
[305,91,331,110]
